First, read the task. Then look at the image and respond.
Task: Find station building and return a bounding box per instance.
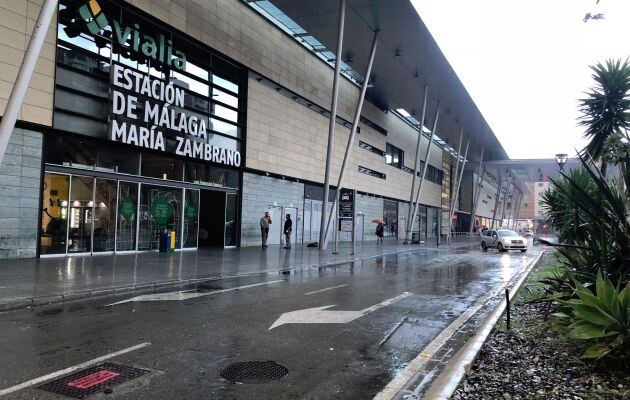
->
[0,0,510,258]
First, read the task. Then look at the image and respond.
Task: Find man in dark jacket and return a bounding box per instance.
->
[283,214,293,249]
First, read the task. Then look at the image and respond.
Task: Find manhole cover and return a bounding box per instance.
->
[37,363,150,399]
[220,361,288,384]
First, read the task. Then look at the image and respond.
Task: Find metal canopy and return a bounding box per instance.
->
[483,158,582,194]
[263,0,509,162]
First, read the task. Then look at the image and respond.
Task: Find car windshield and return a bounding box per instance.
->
[498,230,519,237]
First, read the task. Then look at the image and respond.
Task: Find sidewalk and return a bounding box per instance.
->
[0,238,478,311]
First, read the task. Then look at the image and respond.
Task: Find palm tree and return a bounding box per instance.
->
[578,58,630,177]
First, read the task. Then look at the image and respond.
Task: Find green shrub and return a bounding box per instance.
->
[556,272,629,359]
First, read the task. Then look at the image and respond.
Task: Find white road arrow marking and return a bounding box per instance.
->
[268,292,412,330]
[108,280,283,306]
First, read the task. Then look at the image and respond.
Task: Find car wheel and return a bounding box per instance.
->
[481,242,487,251]
[520,249,526,253]
[497,243,504,252]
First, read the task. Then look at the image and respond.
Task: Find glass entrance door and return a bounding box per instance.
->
[116,181,139,251]
[68,176,94,253]
[138,184,183,251]
[40,173,70,255]
[93,179,117,252]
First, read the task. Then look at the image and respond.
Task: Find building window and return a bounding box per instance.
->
[385,143,404,169]
[538,182,544,187]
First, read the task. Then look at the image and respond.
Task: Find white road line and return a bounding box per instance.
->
[108,280,284,305]
[304,284,348,296]
[373,285,506,400]
[0,342,151,397]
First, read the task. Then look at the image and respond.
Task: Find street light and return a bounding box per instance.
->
[555,153,568,171]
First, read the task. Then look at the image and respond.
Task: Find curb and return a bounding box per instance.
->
[420,250,546,400]
[0,243,472,312]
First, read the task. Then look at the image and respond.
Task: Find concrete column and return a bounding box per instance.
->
[408,102,441,240]
[319,0,346,250]
[323,30,379,252]
[404,86,428,244]
[447,128,464,240]
[468,149,485,234]
[448,139,469,241]
[499,181,512,229]
[490,176,502,229]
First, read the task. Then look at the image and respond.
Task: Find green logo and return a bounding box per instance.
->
[78,0,108,35]
[75,0,187,71]
[149,196,173,225]
[118,196,136,220]
[185,203,198,220]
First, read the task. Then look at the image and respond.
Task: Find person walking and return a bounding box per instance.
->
[375,222,384,245]
[260,212,272,248]
[283,214,293,249]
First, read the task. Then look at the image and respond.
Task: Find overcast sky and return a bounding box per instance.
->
[411,0,630,160]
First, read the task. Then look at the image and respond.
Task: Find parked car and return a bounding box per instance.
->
[523,229,534,237]
[480,229,528,252]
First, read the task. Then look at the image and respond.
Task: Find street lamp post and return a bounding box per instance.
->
[555,153,568,171]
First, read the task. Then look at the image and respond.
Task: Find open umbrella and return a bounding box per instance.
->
[371,219,385,224]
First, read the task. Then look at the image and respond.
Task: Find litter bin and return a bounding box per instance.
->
[159,228,176,253]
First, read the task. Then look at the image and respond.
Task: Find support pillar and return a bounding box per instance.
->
[490,176,502,229]
[322,30,379,251]
[468,148,485,234]
[447,128,464,241]
[0,0,57,164]
[512,190,523,230]
[448,139,469,241]
[499,181,511,229]
[404,86,428,244]
[408,102,441,241]
[319,0,346,250]
[506,189,515,231]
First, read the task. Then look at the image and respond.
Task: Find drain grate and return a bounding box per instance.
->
[220,361,288,384]
[38,363,150,399]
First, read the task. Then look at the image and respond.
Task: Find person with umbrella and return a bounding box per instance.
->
[373,220,384,245]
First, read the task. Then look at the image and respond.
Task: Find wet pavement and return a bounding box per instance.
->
[0,243,543,399]
[0,238,474,309]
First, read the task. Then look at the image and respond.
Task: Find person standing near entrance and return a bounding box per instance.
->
[283,214,293,249]
[260,212,272,248]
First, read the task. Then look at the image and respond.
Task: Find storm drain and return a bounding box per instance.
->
[220,361,288,384]
[37,363,150,399]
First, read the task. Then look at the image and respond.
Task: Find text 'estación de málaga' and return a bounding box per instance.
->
[109,63,241,168]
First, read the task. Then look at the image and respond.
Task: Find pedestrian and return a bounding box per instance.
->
[260,212,272,248]
[391,223,397,238]
[376,222,384,245]
[283,214,293,249]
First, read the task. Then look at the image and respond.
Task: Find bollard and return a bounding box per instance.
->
[505,288,510,330]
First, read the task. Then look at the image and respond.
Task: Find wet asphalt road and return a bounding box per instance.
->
[0,245,541,399]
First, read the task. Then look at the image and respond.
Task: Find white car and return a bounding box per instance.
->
[480,229,528,252]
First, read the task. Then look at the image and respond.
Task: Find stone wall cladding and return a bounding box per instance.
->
[247,77,444,207]
[122,0,445,208]
[0,0,57,125]
[241,172,304,247]
[0,128,43,258]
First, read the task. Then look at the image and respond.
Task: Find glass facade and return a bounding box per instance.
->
[39,0,246,256]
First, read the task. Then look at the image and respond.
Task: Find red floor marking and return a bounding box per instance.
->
[67,371,120,389]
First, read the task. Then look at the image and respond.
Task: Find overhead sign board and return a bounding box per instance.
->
[109,63,242,167]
